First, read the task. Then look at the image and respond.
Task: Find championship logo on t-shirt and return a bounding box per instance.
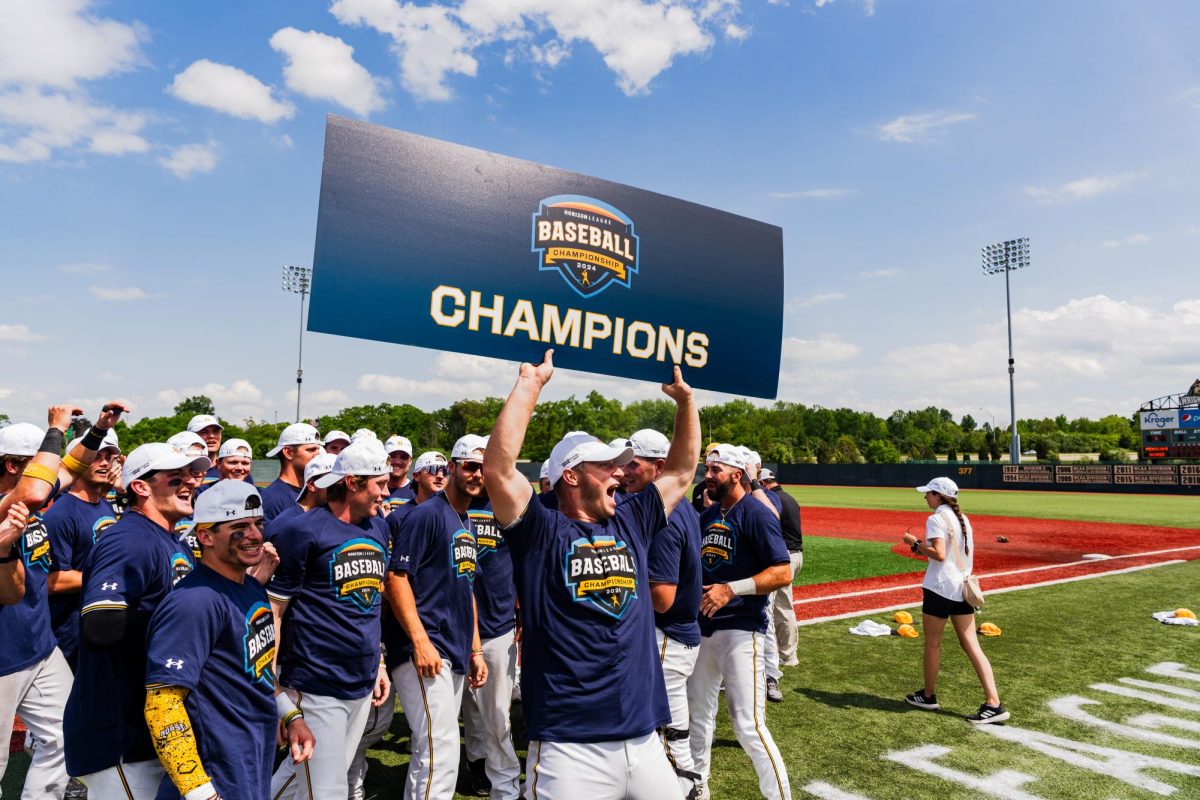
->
[243,602,277,687]
[92,514,117,544]
[328,538,387,611]
[563,536,637,619]
[170,552,193,584]
[700,521,735,572]
[176,519,200,560]
[21,516,52,573]
[468,509,498,557]
[451,529,477,581]
[381,497,411,515]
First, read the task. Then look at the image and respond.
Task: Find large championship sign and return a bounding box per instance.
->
[307,116,784,398]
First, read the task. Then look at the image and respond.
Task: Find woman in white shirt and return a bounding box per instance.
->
[900,477,1008,724]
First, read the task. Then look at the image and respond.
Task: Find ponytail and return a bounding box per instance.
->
[938,495,969,556]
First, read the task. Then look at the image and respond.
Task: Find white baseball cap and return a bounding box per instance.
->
[267,423,321,458]
[412,451,448,474]
[384,435,413,455]
[760,468,776,481]
[168,431,209,457]
[607,437,629,450]
[706,443,749,473]
[67,429,121,454]
[186,414,223,433]
[217,438,253,460]
[313,440,389,489]
[0,423,44,457]
[298,452,337,500]
[451,434,488,461]
[539,461,550,480]
[192,480,263,525]
[122,442,212,489]
[629,429,670,460]
[351,428,377,442]
[546,432,633,488]
[916,477,959,499]
[323,430,351,447]
[746,449,762,468]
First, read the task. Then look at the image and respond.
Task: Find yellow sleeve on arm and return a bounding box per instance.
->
[144,685,216,799]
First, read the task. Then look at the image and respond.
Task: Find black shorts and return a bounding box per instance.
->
[922,588,975,619]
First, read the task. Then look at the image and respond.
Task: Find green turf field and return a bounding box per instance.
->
[794,535,918,586]
[784,485,1200,529]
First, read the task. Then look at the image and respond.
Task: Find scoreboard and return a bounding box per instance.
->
[1139,406,1200,459]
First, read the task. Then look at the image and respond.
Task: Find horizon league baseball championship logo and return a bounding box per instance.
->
[563,536,637,619]
[451,529,477,581]
[700,521,735,572]
[21,515,52,573]
[532,195,639,298]
[329,538,387,612]
[170,552,193,584]
[468,509,500,558]
[243,602,277,687]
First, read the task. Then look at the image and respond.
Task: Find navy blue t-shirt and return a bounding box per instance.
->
[43,493,117,663]
[647,500,703,647]
[175,516,199,561]
[388,493,476,674]
[697,497,790,636]
[267,506,388,699]
[761,487,783,515]
[146,564,276,800]
[64,511,195,776]
[381,483,416,516]
[260,478,302,523]
[0,504,56,676]
[264,502,304,542]
[381,500,419,671]
[469,499,516,641]
[505,486,669,743]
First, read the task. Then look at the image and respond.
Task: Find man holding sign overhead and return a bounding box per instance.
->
[483,350,700,800]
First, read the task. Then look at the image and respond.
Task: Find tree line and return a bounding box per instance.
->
[27,393,1136,465]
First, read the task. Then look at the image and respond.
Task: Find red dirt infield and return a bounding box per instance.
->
[793,507,1200,622]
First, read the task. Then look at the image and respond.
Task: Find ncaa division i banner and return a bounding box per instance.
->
[307,116,784,399]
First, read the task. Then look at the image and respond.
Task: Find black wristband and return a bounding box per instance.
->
[80,426,106,451]
[39,427,64,455]
[910,542,921,554]
[0,547,19,564]
[750,480,762,492]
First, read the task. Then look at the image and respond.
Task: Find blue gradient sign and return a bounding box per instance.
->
[308,116,784,398]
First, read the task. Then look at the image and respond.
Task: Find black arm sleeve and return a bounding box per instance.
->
[81,606,131,648]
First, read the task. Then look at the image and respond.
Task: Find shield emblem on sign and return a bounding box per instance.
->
[532,195,639,299]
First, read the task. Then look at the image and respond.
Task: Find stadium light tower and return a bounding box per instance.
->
[282,265,312,423]
[981,238,1030,464]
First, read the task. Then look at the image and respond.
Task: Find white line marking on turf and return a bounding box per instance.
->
[794,546,1200,606]
[795,560,1185,627]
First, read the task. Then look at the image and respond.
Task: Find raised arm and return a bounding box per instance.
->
[484,350,555,527]
[652,367,701,517]
[0,502,28,604]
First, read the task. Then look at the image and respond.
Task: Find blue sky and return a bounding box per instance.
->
[3,0,1199,428]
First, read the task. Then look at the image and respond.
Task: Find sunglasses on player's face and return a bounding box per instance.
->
[421,466,449,477]
[456,461,484,474]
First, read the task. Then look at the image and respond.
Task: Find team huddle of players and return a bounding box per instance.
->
[0,351,803,800]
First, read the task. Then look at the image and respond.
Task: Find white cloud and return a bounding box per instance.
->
[1100,233,1150,249]
[153,380,269,418]
[875,110,975,143]
[0,1,150,163]
[58,262,111,274]
[0,87,149,163]
[89,286,148,301]
[859,267,902,278]
[158,141,219,179]
[269,27,387,116]
[787,291,847,311]
[168,60,294,123]
[769,188,854,199]
[331,0,728,100]
[782,335,861,365]
[0,324,47,343]
[1023,172,1142,204]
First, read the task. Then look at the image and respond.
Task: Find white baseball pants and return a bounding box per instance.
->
[78,759,163,799]
[0,648,71,800]
[462,629,521,800]
[654,629,700,797]
[347,681,397,800]
[270,688,372,800]
[688,629,791,800]
[395,658,464,800]
[523,733,683,800]
[772,552,803,667]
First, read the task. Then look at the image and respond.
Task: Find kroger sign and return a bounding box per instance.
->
[1139,409,1179,430]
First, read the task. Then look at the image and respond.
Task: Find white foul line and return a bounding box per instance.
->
[795,560,1186,627]
[794,545,1200,606]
